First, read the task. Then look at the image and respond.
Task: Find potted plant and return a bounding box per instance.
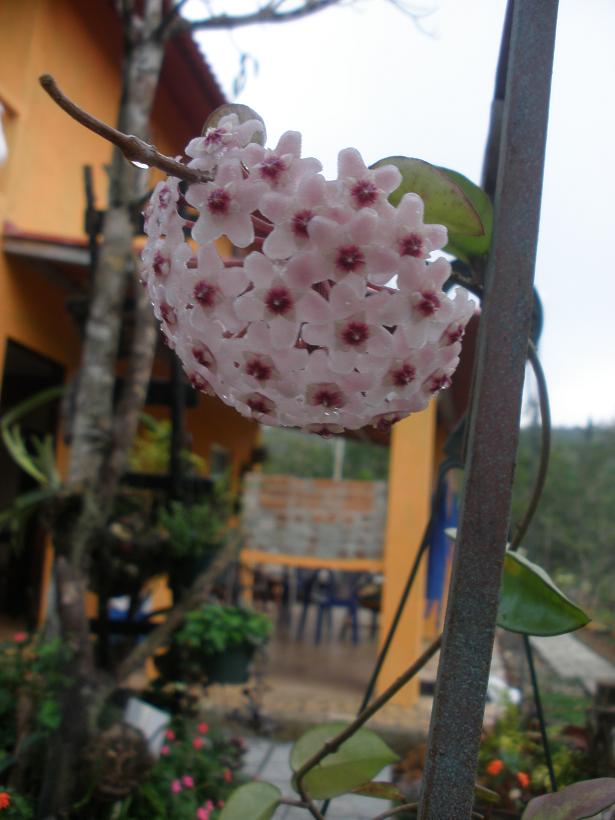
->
[158,604,272,685]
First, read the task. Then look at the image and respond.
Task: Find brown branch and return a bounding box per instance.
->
[39,75,209,185]
[294,636,442,801]
[116,531,240,683]
[181,0,341,33]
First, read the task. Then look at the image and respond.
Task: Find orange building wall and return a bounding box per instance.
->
[0,0,258,621]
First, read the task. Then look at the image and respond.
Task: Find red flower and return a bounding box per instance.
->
[165,729,176,741]
[12,631,27,643]
[0,791,11,810]
[193,737,204,751]
[486,759,504,776]
[223,767,233,783]
[517,771,530,789]
[197,721,209,735]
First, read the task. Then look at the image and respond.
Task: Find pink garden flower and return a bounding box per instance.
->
[160,745,170,756]
[197,722,209,734]
[142,119,474,433]
[165,729,175,742]
[182,775,194,788]
[12,631,28,643]
[193,737,204,751]
[171,779,182,794]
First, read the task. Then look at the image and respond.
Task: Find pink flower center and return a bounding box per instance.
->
[192,344,216,369]
[391,362,416,386]
[204,127,225,148]
[426,371,452,393]
[153,251,169,277]
[340,320,370,347]
[371,412,402,432]
[260,155,287,183]
[160,302,177,326]
[335,244,365,273]
[265,286,294,316]
[207,188,231,215]
[245,393,275,415]
[443,323,465,345]
[245,357,273,382]
[193,280,220,308]
[399,233,424,257]
[291,209,314,238]
[307,384,346,409]
[416,290,440,317]
[189,373,212,394]
[351,179,378,207]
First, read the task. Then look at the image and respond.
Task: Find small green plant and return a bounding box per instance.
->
[120,718,245,820]
[129,415,207,476]
[478,704,591,812]
[158,495,227,563]
[0,787,34,818]
[174,605,272,655]
[0,633,71,798]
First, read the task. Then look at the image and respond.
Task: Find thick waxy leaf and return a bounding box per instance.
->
[438,166,493,260]
[219,782,281,820]
[498,550,590,636]
[290,722,398,800]
[475,784,500,804]
[352,781,407,802]
[372,157,485,237]
[522,778,615,819]
[444,531,589,636]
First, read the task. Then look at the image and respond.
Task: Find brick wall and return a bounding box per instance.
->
[241,473,387,559]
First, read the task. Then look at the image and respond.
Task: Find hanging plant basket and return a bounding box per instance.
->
[203,643,257,685]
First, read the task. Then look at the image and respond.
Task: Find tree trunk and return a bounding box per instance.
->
[38,4,165,815]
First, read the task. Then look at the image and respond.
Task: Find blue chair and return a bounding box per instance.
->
[296,569,371,645]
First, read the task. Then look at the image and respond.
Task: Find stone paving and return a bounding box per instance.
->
[243,737,392,819]
[530,632,615,694]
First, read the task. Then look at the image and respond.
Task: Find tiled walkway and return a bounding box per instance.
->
[243,738,392,819]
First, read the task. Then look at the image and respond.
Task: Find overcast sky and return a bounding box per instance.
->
[187,0,615,428]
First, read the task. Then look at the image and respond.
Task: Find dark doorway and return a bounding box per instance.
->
[0,340,65,628]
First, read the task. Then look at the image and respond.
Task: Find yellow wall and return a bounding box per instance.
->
[0,0,201,237]
[0,0,258,622]
[378,403,436,705]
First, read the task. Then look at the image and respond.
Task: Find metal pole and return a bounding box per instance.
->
[419,2,559,816]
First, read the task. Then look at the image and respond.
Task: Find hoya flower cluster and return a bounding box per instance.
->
[142,112,474,435]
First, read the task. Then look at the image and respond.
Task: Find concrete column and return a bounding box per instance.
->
[377,403,435,705]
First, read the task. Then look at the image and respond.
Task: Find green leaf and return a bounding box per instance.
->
[498,551,590,636]
[443,531,589,637]
[438,166,493,260]
[475,784,500,805]
[352,781,407,802]
[290,722,398,800]
[522,778,615,820]
[219,782,281,820]
[372,157,485,237]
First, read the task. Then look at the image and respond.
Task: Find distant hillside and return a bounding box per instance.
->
[512,423,615,625]
[260,426,389,481]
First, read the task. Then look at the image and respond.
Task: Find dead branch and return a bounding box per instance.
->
[178,0,341,34]
[39,75,208,185]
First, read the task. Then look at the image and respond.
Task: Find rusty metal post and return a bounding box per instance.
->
[418,1,559,816]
